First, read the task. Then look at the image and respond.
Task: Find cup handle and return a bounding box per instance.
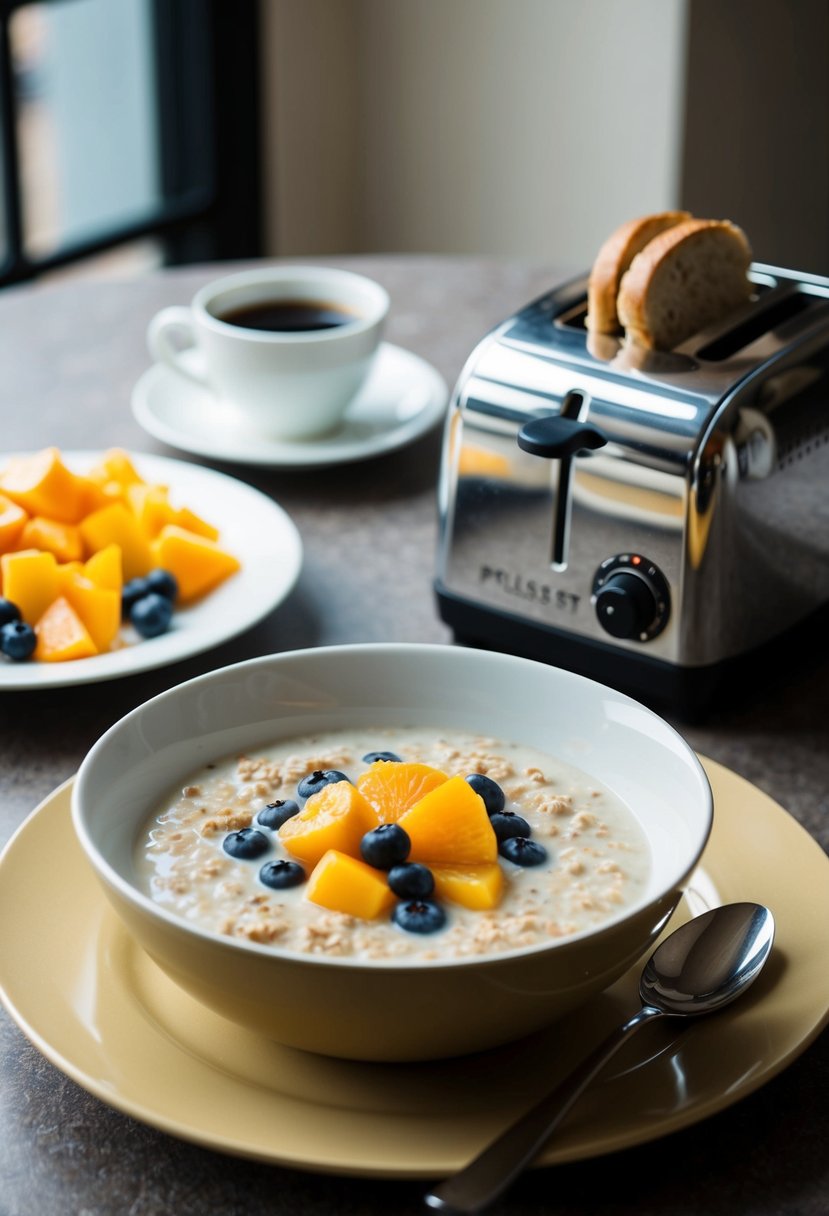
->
[147,306,209,388]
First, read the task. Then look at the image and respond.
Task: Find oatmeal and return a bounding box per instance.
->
[135,728,650,961]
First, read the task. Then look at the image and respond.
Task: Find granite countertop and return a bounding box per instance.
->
[0,256,826,1216]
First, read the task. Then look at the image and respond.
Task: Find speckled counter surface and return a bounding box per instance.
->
[0,257,826,1216]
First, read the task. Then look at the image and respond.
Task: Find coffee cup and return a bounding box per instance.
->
[147,266,389,440]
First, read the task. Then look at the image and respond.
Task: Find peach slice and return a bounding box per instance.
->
[305,849,396,919]
[356,761,449,823]
[278,782,378,868]
[430,862,504,910]
[397,775,497,865]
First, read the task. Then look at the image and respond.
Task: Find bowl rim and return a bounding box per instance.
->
[71,642,714,971]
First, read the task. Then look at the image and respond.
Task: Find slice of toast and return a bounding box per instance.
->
[586,211,691,334]
[616,218,752,350]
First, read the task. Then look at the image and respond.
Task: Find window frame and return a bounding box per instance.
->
[0,0,264,286]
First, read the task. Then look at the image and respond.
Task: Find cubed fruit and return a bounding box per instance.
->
[278,781,379,867]
[0,549,59,625]
[86,448,145,489]
[305,849,396,919]
[150,525,240,603]
[0,448,88,523]
[171,505,219,542]
[356,761,449,822]
[397,775,497,865]
[0,494,28,553]
[430,863,504,910]
[33,596,98,662]
[19,516,84,563]
[125,482,173,538]
[83,543,122,592]
[79,502,153,581]
[58,568,120,652]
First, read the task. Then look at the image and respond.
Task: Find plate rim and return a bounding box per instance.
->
[0,450,303,689]
[1,758,827,1177]
[131,341,449,469]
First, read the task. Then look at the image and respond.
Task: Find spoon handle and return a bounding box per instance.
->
[424,1004,664,1215]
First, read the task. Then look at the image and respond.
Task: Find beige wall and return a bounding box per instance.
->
[262,0,689,267]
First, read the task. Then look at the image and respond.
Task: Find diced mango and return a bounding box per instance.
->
[150,525,240,603]
[126,482,173,538]
[19,516,84,563]
[58,568,120,652]
[33,596,98,662]
[79,502,152,581]
[1,549,59,624]
[398,775,497,865]
[171,505,219,542]
[83,543,122,591]
[279,782,379,867]
[430,863,504,910]
[0,448,88,523]
[305,849,396,919]
[86,448,145,489]
[0,494,28,553]
[356,761,449,823]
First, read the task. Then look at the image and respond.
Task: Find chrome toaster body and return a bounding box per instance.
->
[435,264,829,711]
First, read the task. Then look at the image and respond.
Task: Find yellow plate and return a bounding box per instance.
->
[1,761,828,1178]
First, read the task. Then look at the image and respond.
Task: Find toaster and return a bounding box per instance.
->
[435,263,829,715]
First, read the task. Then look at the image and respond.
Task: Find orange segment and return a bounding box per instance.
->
[431,863,504,910]
[356,761,449,823]
[278,782,378,867]
[397,775,497,864]
[34,596,98,662]
[305,849,396,919]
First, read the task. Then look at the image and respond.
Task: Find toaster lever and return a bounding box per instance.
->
[517,415,607,458]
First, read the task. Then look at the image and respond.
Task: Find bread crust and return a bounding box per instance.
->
[616,219,752,349]
[586,211,691,334]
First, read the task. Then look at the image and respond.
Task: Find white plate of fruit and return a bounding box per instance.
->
[0,448,302,689]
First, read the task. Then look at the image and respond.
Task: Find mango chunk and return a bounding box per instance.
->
[79,502,152,581]
[279,782,379,867]
[0,447,88,523]
[58,568,120,652]
[356,761,449,823]
[305,849,396,919]
[398,775,497,865]
[34,596,98,662]
[83,543,122,592]
[126,482,173,538]
[150,525,240,603]
[0,494,28,553]
[86,448,145,489]
[1,549,59,624]
[19,516,84,563]
[431,863,504,910]
[172,505,219,542]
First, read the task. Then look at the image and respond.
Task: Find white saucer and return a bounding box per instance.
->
[131,343,449,468]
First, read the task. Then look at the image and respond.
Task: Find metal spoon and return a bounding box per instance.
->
[424,902,775,1215]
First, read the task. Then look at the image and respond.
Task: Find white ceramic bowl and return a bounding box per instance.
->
[72,644,712,1061]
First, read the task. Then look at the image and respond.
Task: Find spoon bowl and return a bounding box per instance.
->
[426,902,775,1214]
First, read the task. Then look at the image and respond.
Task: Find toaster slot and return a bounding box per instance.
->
[696,289,829,361]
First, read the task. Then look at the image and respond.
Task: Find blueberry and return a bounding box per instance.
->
[360,823,411,870]
[145,567,179,602]
[490,811,531,843]
[0,598,21,628]
[259,859,305,889]
[257,799,300,830]
[387,862,434,900]
[465,773,505,815]
[297,769,350,800]
[499,837,548,867]
[130,592,174,639]
[0,619,35,661]
[362,750,402,764]
[122,576,150,617]
[392,899,446,934]
[223,827,270,860]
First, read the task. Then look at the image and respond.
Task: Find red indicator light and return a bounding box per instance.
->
[632,555,641,565]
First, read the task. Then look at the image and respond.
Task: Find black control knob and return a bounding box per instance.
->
[594,572,659,640]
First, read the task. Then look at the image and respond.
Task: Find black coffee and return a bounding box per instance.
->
[220,299,355,333]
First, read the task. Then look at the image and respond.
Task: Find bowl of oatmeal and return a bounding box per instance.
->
[72,643,712,1060]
